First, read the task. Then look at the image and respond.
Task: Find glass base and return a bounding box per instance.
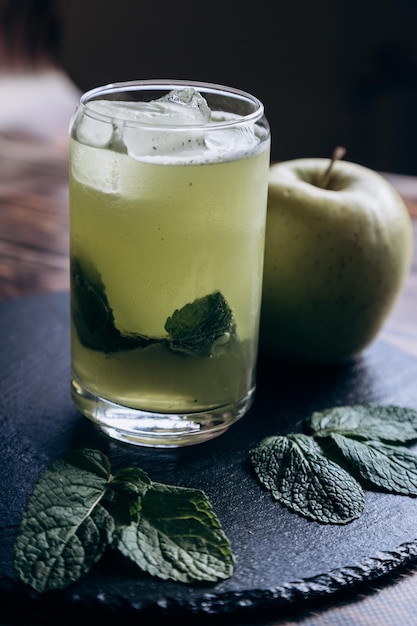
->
[71,376,254,448]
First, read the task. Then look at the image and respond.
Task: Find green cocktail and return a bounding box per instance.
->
[69,80,270,446]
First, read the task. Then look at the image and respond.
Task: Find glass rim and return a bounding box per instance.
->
[78,79,266,131]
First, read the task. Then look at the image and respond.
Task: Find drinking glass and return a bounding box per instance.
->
[69,79,270,447]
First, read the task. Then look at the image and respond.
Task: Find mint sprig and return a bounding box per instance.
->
[250,404,417,525]
[71,256,235,357]
[14,449,235,592]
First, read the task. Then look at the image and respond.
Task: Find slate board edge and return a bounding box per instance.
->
[1,539,417,624]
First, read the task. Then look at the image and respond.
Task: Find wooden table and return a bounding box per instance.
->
[1,69,417,626]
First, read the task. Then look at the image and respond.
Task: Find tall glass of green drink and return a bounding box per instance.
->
[69,80,270,447]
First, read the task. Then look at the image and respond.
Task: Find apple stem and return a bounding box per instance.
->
[319,146,346,189]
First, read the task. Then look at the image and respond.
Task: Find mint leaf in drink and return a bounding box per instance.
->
[115,481,235,583]
[14,449,114,592]
[165,291,235,357]
[72,256,235,359]
[320,433,417,495]
[250,434,364,524]
[71,257,153,353]
[306,404,417,444]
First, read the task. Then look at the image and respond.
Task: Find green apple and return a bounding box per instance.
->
[259,156,414,364]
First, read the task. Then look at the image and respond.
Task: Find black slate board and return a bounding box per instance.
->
[1,291,417,625]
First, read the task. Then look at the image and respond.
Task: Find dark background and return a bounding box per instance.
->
[2,0,417,175]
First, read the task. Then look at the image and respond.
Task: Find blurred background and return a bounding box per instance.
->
[0,0,416,305]
[1,0,417,174]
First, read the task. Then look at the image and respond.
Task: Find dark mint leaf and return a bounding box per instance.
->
[105,467,152,524]
[165,291,235,357]
[71,258,234,359]
[71,257,153,353]
[115,482,235,582]
[64,446,112,478]
[321,433,417,495]
[306,405,417,444]
[14,449,114,592]
[250,434,364,524]
[111,467,152,498]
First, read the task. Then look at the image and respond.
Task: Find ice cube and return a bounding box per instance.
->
[75,100,161,151]
[74,103,113,148]
[157,88,211,124]
[204,125,259,159]
[122,88,211,159]
[77,89,213,160]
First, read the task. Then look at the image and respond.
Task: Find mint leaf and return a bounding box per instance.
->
[165,291,235,357]
[64,446,112,477]
[105,467,152,524]
[71,257,235,358]
[71,257,150,353]
[306,405,417,444]
[110,466,152,500]
[250,434,364,524]
[14,449,114,592]
[115,482,235,582]
[321,433,417,495]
